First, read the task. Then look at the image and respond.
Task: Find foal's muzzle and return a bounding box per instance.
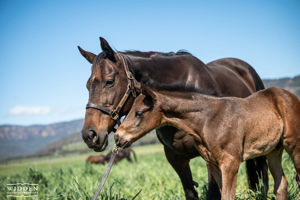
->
[114,133,131,149]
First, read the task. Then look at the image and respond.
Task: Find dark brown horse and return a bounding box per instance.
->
[105,148,137,164]
[115,85,300,200]
[78,37,268,199]
[86,154,106,164]
[86,149,136,164]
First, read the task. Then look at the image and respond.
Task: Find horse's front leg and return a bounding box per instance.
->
[207,163,222,200]
[164,145,199,200]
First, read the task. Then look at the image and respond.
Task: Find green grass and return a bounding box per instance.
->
[1,144,299,199]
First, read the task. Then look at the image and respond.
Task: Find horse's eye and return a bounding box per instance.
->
[104,79,115,88]
[135,111,144,118]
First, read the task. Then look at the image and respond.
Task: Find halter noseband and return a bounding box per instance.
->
[86,53,137,125]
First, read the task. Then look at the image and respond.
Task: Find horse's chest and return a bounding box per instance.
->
[156,126,198,157]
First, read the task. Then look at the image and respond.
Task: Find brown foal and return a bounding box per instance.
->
[115,86,300,200]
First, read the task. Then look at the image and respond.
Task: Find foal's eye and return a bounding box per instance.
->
[104,79,115,88]
[135,111,144,118]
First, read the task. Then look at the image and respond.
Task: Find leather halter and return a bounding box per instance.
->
[86,53,137,126]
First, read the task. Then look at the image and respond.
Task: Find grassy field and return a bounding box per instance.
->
[1,144,299,199]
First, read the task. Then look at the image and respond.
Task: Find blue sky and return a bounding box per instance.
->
[0,0,299,126]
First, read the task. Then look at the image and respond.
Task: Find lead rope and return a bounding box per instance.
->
[91,145,119,200]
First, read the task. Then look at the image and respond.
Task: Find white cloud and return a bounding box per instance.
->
[9,106,51,116]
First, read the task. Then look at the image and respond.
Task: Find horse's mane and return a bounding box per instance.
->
[95,50,192,64]
[122,50,192,58]
[143,79,221,97]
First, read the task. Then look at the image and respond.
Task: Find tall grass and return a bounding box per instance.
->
[1,145,299,199]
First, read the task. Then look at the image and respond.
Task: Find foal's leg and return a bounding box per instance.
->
[284,136,300,188]
[290,145,300,187]
[219,157,240,200]
[266,148,288,200]
[164,146,199,200]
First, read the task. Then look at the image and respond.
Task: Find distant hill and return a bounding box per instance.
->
[0,119,84,160]
[0,75,299,161]
[263,75,300,98]
[31,130,159,159]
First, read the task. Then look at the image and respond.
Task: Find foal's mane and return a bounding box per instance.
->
[143,79,221,97]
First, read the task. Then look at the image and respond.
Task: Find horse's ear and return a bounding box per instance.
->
[100,37,116,62]
[78,46,96,64]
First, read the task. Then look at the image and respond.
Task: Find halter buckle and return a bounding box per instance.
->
[127,71,134,80]
[110,110,119,121]
[112,144,119,153]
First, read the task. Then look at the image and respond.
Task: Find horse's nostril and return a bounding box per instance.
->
[88,129,97,140]
[93,135,100,144]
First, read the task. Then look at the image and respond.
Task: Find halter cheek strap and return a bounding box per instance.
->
[86,53,137,126]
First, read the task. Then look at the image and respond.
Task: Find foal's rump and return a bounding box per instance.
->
[243,87,300,160]
[257,87,300,127]
[267,87,300,150]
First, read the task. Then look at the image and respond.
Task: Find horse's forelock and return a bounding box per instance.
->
[95,52,107,64]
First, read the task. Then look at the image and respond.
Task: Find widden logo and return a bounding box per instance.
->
[7,183,38,198]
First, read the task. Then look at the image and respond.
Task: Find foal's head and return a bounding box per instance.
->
[114,83,219,148]
[115,87,164,148]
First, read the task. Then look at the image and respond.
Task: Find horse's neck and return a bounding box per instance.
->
[128,54,209,82]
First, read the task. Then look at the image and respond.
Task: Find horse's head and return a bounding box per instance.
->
[115,87,164,148]
[78,37,139,151]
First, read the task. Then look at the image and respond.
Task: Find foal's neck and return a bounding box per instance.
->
[161,91,216,114]
[160,92,216,138]
[160,92,217,161]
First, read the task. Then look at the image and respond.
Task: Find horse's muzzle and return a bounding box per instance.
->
[81,128,108,152]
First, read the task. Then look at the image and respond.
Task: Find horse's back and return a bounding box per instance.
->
[206,58,264,97]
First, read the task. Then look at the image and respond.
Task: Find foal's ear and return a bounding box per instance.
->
[141,85,157,101]
[78,46,96,64]
[141,85,157,107]
[100,37,116,62]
